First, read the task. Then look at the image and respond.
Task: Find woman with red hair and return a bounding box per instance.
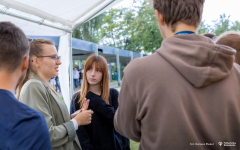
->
[70,54,130,150]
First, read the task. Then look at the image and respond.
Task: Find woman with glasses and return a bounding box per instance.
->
[18,39,93,150]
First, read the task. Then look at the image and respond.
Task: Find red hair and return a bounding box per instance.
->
[79,54,109,107]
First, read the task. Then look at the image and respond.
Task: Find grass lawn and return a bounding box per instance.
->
[130,140,140,150]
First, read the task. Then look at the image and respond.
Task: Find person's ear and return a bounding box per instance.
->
[155,9,164,26]
[22,55,29,72]
[32,57,40,68]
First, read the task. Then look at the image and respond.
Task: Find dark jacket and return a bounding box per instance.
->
[0,89,51,150]
[79,72,83,79]
[70,88,130,150]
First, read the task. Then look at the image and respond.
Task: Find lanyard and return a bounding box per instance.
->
[175,31,195,35]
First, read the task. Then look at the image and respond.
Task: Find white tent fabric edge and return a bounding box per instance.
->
[0,0,123,30]
[58,33,70,112]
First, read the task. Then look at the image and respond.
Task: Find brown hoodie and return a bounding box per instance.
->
[114,34,240,150]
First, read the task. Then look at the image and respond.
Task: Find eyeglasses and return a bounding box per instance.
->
[28,39,61,63]
[37,55,61,63]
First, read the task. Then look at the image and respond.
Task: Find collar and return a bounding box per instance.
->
[31,73,48,87]
[175,31,195,35]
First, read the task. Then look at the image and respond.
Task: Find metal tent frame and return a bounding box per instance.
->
[0,0,124,98]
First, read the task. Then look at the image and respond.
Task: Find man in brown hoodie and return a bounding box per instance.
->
[114,0,240,149]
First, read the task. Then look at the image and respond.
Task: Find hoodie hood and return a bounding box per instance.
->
[157,34,236,88]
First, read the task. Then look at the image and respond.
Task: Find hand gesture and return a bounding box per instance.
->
[81,98,90,111]
[70,98,90,118]
[74,109,94,126]
[71,110,80,118]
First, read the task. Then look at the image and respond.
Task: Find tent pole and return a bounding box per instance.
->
[115,48,121,86]
[130,51,133,60]
[0,9,71,33]
[95,44,98,55]
[69,32,74,99]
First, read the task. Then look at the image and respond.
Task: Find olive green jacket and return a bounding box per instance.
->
[20,74,81,150]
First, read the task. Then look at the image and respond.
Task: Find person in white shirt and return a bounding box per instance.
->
[73,67,79,90]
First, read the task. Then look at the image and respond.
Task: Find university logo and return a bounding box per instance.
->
[218,142,222,146]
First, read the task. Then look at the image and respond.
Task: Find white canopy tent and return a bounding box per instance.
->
[0,0,123,111]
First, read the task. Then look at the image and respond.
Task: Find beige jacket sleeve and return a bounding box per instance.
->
[19,81,75,147]
[114,76,141,142]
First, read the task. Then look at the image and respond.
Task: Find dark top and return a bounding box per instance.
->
[70,88,130,150]
[79,72,83,79]
[0,89,51,150]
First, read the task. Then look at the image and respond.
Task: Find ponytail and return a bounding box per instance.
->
[16,38,55,100]
[16,67,31,100]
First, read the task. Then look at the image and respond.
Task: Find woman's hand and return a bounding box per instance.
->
[82,98,90,111]
[74,110,94,126]
[70,98,90,118]
[71,110,80,118]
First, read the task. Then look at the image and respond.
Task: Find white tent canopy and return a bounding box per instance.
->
[0,0,122,31]
[0,0,123,112]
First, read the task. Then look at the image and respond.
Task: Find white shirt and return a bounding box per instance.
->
[70,119,78,130]
[73,70,79,79]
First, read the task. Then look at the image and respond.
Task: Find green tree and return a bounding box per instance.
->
[198,14,240,36]
[131,1,163,53]
[230,21,240,31]
[99,8,125,48]
[100,0,163,53]
[212,14,231,36]
[72,13,106,43]
[198,20,212,34]
[116,8,138,51]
